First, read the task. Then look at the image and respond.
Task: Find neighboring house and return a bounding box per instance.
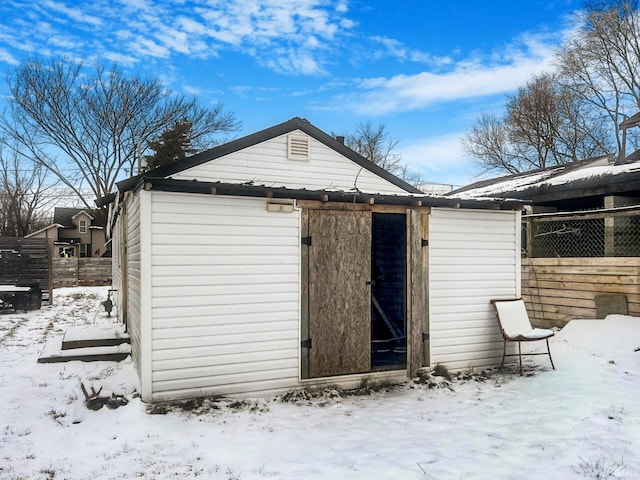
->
[450,154,640,211]
[450,154,640,257]
[27,207,108,259]
[99,117,525,402]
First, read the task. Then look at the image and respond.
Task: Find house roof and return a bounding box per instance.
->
[24,223,65,238]
[53,207,97,228]
[449,154,640,203]
[114,117,423,196]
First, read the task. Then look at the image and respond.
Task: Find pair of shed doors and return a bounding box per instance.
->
[303,208,428,379]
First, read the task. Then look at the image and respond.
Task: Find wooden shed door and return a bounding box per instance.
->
[308,210,372,378]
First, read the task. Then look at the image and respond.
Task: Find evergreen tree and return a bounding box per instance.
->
[144,120,194,170]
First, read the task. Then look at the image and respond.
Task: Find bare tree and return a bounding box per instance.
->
[1,57,239,212]
[462,112,517,174]
[344,122,403,172]
[340,122,422,185]
[556,0,640,157]
[463,74,611,175]
[0,143,57,236]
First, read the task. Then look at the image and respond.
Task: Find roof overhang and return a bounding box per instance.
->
[126,176,527,211]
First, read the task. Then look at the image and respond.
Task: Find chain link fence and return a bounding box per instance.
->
[524,209,640,257]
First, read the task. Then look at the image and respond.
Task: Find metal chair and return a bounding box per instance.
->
[490,298,555,375]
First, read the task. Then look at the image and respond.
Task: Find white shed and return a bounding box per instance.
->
[101,118,524,402]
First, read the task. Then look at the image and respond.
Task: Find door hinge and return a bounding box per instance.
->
[421,239,428,247]
[301,236,312,246]
[301,338,312,349]
[422,332,429,342]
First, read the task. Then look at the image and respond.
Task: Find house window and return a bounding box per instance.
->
[79,220,87,234]
[79,244,90,258]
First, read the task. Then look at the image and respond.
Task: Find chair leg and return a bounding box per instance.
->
[518,341,523,375]
[546,337,555,370]
[501,340,507,369]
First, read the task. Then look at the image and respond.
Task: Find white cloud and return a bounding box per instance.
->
[0,47,19,66]
[401,133,466,171]
[42,0,103,27]
[130,36,171,59]
[369,36,452,67]
[0,0,354,74]
[399,133,481,187]
[343,30,567,116]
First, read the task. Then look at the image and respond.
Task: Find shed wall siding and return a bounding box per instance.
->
[429,208,520,370]
[171,131,408,195]
[111,218,122,307]
[148,192,301,400]
[125,193,143,378]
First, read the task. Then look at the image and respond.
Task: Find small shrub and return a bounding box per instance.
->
[432,364,452,381]
[574,455,626,479]
[40,467,56,480]
[146,403,170,415]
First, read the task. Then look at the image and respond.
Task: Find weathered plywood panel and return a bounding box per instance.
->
[407,209,428,376]
[429,208,520,370]
[522,257,640,328]
[308,209,371,377]
[172,131,409,195]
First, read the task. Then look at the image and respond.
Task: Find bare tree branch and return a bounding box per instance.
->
[1,56,240,215]
[338,121,423,186]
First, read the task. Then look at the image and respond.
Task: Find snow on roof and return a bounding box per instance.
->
[454,157,640,199]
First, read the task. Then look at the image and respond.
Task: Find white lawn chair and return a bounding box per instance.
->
[490,298,555,375]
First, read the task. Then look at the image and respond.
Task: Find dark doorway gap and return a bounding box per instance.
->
[371,213,407,370]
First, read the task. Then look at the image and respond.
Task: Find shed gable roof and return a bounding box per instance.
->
[118,117,422,195]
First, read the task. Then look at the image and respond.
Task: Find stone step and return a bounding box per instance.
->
[61,325,130,350]
[38,336,131,363]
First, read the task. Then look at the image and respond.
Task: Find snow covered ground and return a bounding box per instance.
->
[0,287,639,480]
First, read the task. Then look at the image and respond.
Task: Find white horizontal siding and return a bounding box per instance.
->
[429,208,520,370]
[149,191,301,399]
[125,193,143,379]
[171,130,409,195]
[111,216,122,310]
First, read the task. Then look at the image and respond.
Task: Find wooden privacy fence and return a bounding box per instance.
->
[0,237,51,302]
[52,257,112,288]
[522,257,640,328]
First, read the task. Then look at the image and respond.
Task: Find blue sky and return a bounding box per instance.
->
[0,0,583,188]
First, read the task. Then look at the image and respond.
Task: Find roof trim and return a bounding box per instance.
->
[116,117,423,195]
[619,111,640,129]
[95,192,116,208]
[24,223,65,238]
[133,176,527,211]
[71,210,95,221]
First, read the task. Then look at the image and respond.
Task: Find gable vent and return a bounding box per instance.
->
[288,134,310,161]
